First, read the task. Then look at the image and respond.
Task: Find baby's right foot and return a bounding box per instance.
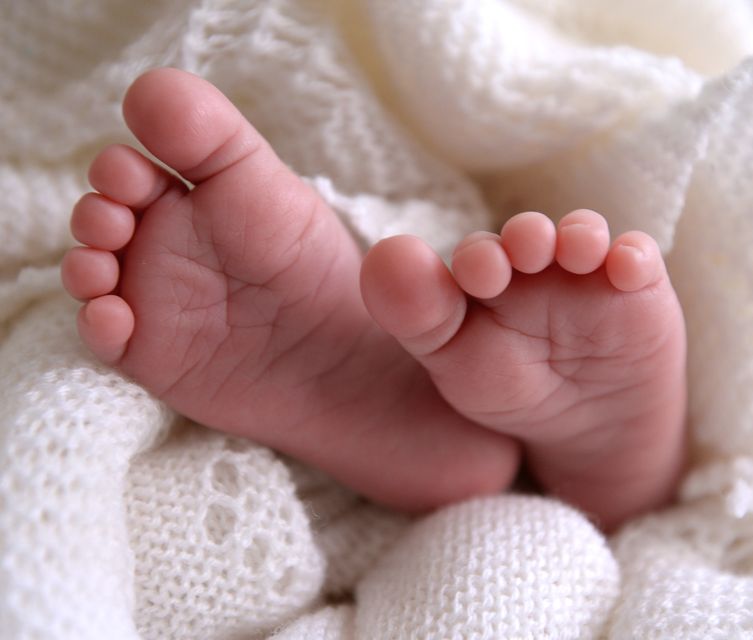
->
[61,68,520,510]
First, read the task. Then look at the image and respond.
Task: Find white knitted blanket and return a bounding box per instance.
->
[3,1,753,638]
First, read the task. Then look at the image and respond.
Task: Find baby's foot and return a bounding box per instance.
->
[361,210,687,530]
[61,68,521,511]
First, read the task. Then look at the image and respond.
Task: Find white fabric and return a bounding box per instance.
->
[3,0,753,638]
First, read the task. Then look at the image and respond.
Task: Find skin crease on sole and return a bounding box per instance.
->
[62,67,523,517]
[361,210,687,531]
[62,68,687,532]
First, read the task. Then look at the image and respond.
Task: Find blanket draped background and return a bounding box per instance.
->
[3,1,753,638]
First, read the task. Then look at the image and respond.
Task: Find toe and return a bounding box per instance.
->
[555,209,610,274]
[361,235,466,356]
[61,247,119,300]
[121,68,328,282]
[71,193,136,251]
[452,231,512,299]
[89,144,184,209]
[123,68,272,184]
[606,230,664,292]
[77,295,135,364]
[500,212,556,274]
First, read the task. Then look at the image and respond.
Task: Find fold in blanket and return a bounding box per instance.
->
[3,1,753,638]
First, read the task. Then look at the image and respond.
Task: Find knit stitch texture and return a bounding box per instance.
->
[3,1,753,638]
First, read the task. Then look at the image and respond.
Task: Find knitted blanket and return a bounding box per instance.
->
[3,1,753,638]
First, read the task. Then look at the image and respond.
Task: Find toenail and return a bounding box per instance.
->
[615,243,644,258]
[559,222,607,235]
[453,231,500,255]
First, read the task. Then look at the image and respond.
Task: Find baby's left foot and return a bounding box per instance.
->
[361,210,686,530]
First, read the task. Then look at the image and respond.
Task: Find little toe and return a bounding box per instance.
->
[361,235,466,356]
[77,295,135,364]
[89,143,184,209]
[555,209,610,274]
[500,212,556,274]
[61,247,119,300]
[452,231,512,299]
[71,193,136,251]
[606,231,664,292]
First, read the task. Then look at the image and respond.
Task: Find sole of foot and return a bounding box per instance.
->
[61,68,522,513]
[361,209,687,530]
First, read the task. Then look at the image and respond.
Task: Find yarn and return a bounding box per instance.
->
[3,1,753,638]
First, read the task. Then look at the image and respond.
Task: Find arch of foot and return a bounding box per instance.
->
[125,425,326,640]
[350,495,619,639]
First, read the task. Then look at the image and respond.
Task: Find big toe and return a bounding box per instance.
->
[121,67,347,287]
[361,236,467,357]
[123,68,269,184]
